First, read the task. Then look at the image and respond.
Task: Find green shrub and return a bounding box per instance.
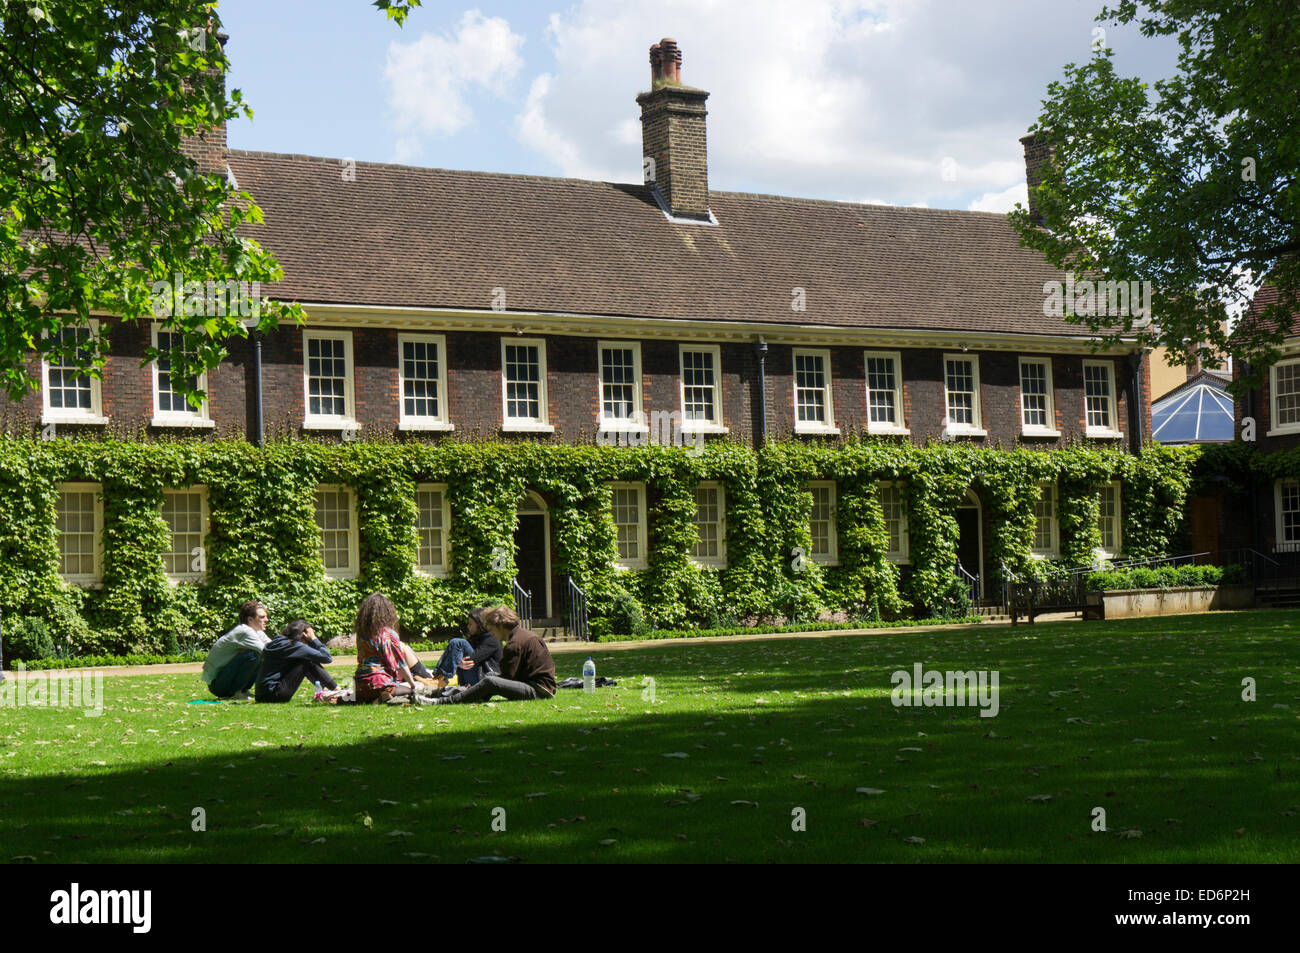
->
[605,589,650,637]
[2,616,56,662]
[1220,564,1247,585]
[1085,569,1129,591]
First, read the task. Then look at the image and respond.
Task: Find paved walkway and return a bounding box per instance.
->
[0,619,1015,681]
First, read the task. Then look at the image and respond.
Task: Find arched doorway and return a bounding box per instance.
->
[514,491,552,619]
[956,489,984,601]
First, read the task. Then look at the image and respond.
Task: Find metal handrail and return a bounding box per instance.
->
[511,578,533,631]
[564,575,590,642]
[955,561,979,608]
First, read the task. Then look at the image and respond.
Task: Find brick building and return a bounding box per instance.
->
[14,38,1155,621]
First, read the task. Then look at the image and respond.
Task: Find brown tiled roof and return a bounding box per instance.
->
[227,150,1081,337]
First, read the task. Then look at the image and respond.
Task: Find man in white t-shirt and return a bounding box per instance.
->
[201,601,271,699]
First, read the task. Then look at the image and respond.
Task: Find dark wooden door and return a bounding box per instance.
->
[1189,494,1221,556]
[956,507,982,595]
[514,514,549,617]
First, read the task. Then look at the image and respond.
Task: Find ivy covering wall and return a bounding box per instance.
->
[0,435,1201,656]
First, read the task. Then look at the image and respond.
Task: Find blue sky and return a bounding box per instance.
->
[219,0,1177,211]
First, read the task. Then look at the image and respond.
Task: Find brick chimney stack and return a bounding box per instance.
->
[1019,131,1052,226]
[637,38,710,221]
[179,25,230,174]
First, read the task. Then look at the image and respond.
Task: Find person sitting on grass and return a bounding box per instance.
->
[352,592,422,704]
[201,600,271,700]
[425,606,555,705]
[255,619,339,703]
[432,605,502,689]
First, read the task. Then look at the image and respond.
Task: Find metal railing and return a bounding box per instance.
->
[511,578,533,631]
[956,561,980,608]
[999,560,1020,614]
[564,575,590,642]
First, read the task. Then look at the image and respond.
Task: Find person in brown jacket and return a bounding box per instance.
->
[425,606,555,705]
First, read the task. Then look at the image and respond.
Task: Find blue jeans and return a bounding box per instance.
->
[435,638,482,685]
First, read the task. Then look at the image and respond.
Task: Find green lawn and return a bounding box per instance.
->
[2,611,1297,863]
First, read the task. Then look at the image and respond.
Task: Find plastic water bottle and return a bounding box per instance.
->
[583,657,596,693]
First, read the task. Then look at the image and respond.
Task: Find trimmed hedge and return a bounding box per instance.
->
[0,435,1200,659]
[1085,563,1247,592]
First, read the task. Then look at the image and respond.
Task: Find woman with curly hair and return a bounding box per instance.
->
[352,592,419,703]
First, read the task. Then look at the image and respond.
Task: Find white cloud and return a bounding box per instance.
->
[384,9,525,161]
[968,182,1028,213]
[508,0,1177,208]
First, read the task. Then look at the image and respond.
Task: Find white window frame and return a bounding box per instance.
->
[689,481,728,569]
[1267,359,1300,437]
[879,480,910,564]
[501,337,554,432]
[1031,482,1058,558]
[1082,359,1123,439]
[1274,479,1300,552]
[942,353,986,437]
[609,481,648,571]
[397,333,453,431]
[414,482,452,577]
[1097,481,1123,559]
[42,322,107,425]
[863,351,909,436]
[793,348,839,435]
[150,324,213,428]
[302,329,357,430]
[596,340,646,433]
[679,345,727,433]
[160,486,210,582]
[315,483,360,579]
[55,482,103,585]
[1018,357,1059,437]
[807,480,839,566]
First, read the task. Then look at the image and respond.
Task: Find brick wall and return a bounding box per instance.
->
[3,323,1152,453]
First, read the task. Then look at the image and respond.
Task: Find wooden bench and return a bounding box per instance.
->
[1009,577,1106,625]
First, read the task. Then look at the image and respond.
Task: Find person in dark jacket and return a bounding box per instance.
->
[255,620,338,703]
[425,606,555,705]
[432,606,502,688]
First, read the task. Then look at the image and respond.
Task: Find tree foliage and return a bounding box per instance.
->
[1009,0,1300,382]
[0,1,301,403]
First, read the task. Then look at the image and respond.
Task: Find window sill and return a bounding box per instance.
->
[886,555,911,565]
[1029,551,1058,560]
[165,574,207,585]
[1265,426,1300,438]
[597,422,650,434]
[151,415,214,429]
[795,424,841,436]
[810,558,840,568]
[689,558,728,570]
[502,422,556,434]
[323,571,360,580]
[1020,427,1061,439]
[1085,428,1124,440]
[867,425,911,437]
[42,413,108,426]
[943,427,987,439]
[61,578,103,589]
[398,420,455,432]
[415,567,451,579]
[612,562,648,573]
[679,423,729,435]
[303,417,359,431]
